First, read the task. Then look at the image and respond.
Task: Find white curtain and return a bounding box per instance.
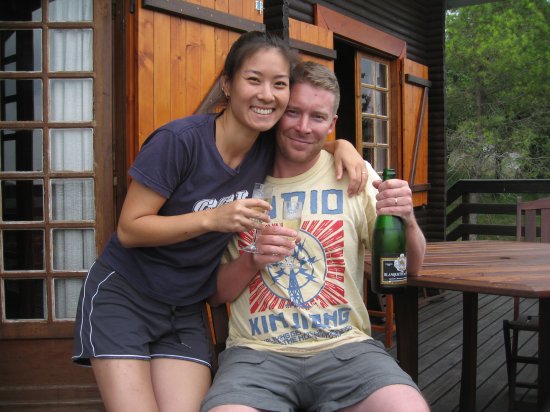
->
[48,0,94,319]
[49,0,93,22]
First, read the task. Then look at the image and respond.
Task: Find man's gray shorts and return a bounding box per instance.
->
[201,339,420,412]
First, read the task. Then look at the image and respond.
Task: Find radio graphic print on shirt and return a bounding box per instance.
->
[224,151,381,357]
[239,219,354,346]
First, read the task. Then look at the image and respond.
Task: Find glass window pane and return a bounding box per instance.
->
[0,0,42,22]
[49,0,93,22]
[361,88,373,114]
[376,63,388,88]
[50,128,93,171]
[4,278,45,320]
[1,29,42,71]
[3,230,44,270]
[49,29,93,72]
[49,79,93,121]
[1,129,43,171]
[0,79,43,121]
[362,147,373,165]
[376,91,388,116]
[375,120,388,144]
[375,148,388,171]
[54,278,83,319]
[2,179,44,221]
[52,229,95,270]
[362,117,374,144]
[360,58,374,85]
[51,178,95,221]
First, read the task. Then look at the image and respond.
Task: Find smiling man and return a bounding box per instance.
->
[201,61,428,412]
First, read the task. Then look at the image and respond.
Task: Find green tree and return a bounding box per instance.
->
[445,0,550,185]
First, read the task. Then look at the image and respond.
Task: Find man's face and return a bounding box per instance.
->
[276,82,337,168]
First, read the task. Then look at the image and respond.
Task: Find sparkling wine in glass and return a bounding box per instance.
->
[242,183,273,253]
[280,200,303,267]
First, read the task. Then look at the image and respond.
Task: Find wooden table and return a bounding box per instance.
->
[394,240,550,411]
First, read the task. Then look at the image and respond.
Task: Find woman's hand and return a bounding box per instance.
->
[205,198,272,233]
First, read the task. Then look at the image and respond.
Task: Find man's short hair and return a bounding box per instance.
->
[292,61,340,115]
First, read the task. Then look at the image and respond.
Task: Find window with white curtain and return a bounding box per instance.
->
[0,0,96,324]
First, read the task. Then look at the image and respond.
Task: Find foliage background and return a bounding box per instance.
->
[445,0,550,238]
[445,0,550,186]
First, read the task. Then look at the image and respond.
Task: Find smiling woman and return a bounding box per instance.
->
[72,31,299,412]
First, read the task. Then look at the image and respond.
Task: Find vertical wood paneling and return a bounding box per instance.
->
[153,12,171,129]
[185,20,202,115]
[201,25,217,110]
[137,7,155,147]
[170,17,187,120]
[215,0,229,13]
[214,0,230,83]
[228,0,242,18]
[200,0,217,109]
[214,29,229,75]
[241,0,254,21]
[289,18,333,50]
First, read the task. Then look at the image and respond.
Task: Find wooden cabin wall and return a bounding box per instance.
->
[266,0,446,240]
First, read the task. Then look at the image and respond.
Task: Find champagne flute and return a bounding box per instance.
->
[242,183,273,253]
[280,199,303,267]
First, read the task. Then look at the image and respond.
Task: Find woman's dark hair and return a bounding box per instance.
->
[199,31,298,113]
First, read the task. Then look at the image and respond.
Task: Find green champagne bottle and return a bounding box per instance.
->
[371,168,407,294]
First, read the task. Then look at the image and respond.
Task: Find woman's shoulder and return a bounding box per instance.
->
[141,114,216,147]
[161,113,215,135]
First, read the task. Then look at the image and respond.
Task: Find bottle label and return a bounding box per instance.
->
[380,253,407,285]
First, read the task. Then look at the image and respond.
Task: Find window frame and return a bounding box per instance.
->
[0,0,113,339]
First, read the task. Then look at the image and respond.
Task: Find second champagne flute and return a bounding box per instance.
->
[242,183,273,253]
[280,199,303,267]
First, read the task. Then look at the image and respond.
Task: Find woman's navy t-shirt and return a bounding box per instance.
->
[100,113,274,306]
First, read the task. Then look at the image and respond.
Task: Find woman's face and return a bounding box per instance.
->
[224,48,290,133]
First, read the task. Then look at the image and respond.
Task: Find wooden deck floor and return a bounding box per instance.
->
[373,291,540,412]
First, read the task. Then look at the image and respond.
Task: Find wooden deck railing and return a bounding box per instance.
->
[446,179,550,241]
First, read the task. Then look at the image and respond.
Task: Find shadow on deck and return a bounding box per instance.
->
[374,291,539,412]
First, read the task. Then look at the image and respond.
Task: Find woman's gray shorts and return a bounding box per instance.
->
[72,259,212,368]
[201,340,420,412]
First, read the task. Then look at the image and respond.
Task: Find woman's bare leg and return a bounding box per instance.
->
[151,358,212,412]
[91,358,159,412]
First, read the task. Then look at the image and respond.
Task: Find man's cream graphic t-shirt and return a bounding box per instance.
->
[223,151,380,356]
